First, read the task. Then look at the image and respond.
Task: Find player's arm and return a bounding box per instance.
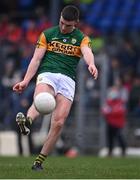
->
[81,36,98,79]
[23,48,46,84]
[13,33,47,93]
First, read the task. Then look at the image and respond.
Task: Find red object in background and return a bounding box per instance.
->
[7,23,23,43]
[65,147,79,158]
[102,99,126,128]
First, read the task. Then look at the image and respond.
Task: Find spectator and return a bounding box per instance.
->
[25,20,40,44]
[128,74,140,117]
[118,37,139,73]
[6,22,23,43]
[101,86,127,156]
[1,59,21,128]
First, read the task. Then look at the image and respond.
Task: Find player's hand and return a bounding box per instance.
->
[88,64,98,79]
[13,80,28,93]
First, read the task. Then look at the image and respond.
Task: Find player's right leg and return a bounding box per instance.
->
[32,94,73,170]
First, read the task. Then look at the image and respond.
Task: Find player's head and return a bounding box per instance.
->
[61,5,79,22]
[59,5,79,34]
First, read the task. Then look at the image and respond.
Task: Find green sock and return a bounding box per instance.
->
[35,153,47,164]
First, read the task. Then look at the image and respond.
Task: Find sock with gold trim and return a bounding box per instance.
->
[34,153,47,165]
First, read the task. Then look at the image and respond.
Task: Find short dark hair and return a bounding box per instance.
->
[61,5,79,21]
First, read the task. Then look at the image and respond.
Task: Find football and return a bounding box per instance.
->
[34,92,56,114]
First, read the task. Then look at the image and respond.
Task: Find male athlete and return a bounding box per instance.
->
[13,5,98,170]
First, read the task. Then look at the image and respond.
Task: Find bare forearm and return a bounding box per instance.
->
[23,48,46,84]
[81,46,98,79]
[23,58,40,83]
[83,51,95,66]
[13,48,46,93]
[81,46,95,65]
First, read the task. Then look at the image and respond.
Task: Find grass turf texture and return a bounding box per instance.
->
[0,156,140,179]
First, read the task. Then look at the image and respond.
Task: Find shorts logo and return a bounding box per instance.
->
[38,77,43,81]
[71,38,77,44]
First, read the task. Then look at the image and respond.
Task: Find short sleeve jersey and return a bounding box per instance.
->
[36,26,91,80]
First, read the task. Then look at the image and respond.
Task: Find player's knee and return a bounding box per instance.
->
[53,119,65,129]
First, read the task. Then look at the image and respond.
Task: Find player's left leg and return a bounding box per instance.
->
[16,83,55,135]
[32,94,73,171]
[16,112,33,135]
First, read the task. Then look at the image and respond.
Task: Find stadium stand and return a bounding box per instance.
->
[84,0,140,34]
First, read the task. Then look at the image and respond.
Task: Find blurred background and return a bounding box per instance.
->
[0,0,140,157]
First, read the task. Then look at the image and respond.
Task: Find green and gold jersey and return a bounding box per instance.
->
[36,26,91,80]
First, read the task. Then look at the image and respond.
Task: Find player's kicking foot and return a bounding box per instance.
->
[32,162,43,171]
[16,112,30,135]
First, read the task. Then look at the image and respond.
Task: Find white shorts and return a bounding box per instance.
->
[36,72,75,101]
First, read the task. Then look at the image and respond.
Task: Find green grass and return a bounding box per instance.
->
[0,156,140,179]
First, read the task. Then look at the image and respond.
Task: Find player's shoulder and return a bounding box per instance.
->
[73,28,87,41]
[74,28,84,37]
[43,26,59,36]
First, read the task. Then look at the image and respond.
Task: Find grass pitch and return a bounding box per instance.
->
[0,156,140,179]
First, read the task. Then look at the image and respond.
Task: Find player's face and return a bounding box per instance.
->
[59,16,77,34]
